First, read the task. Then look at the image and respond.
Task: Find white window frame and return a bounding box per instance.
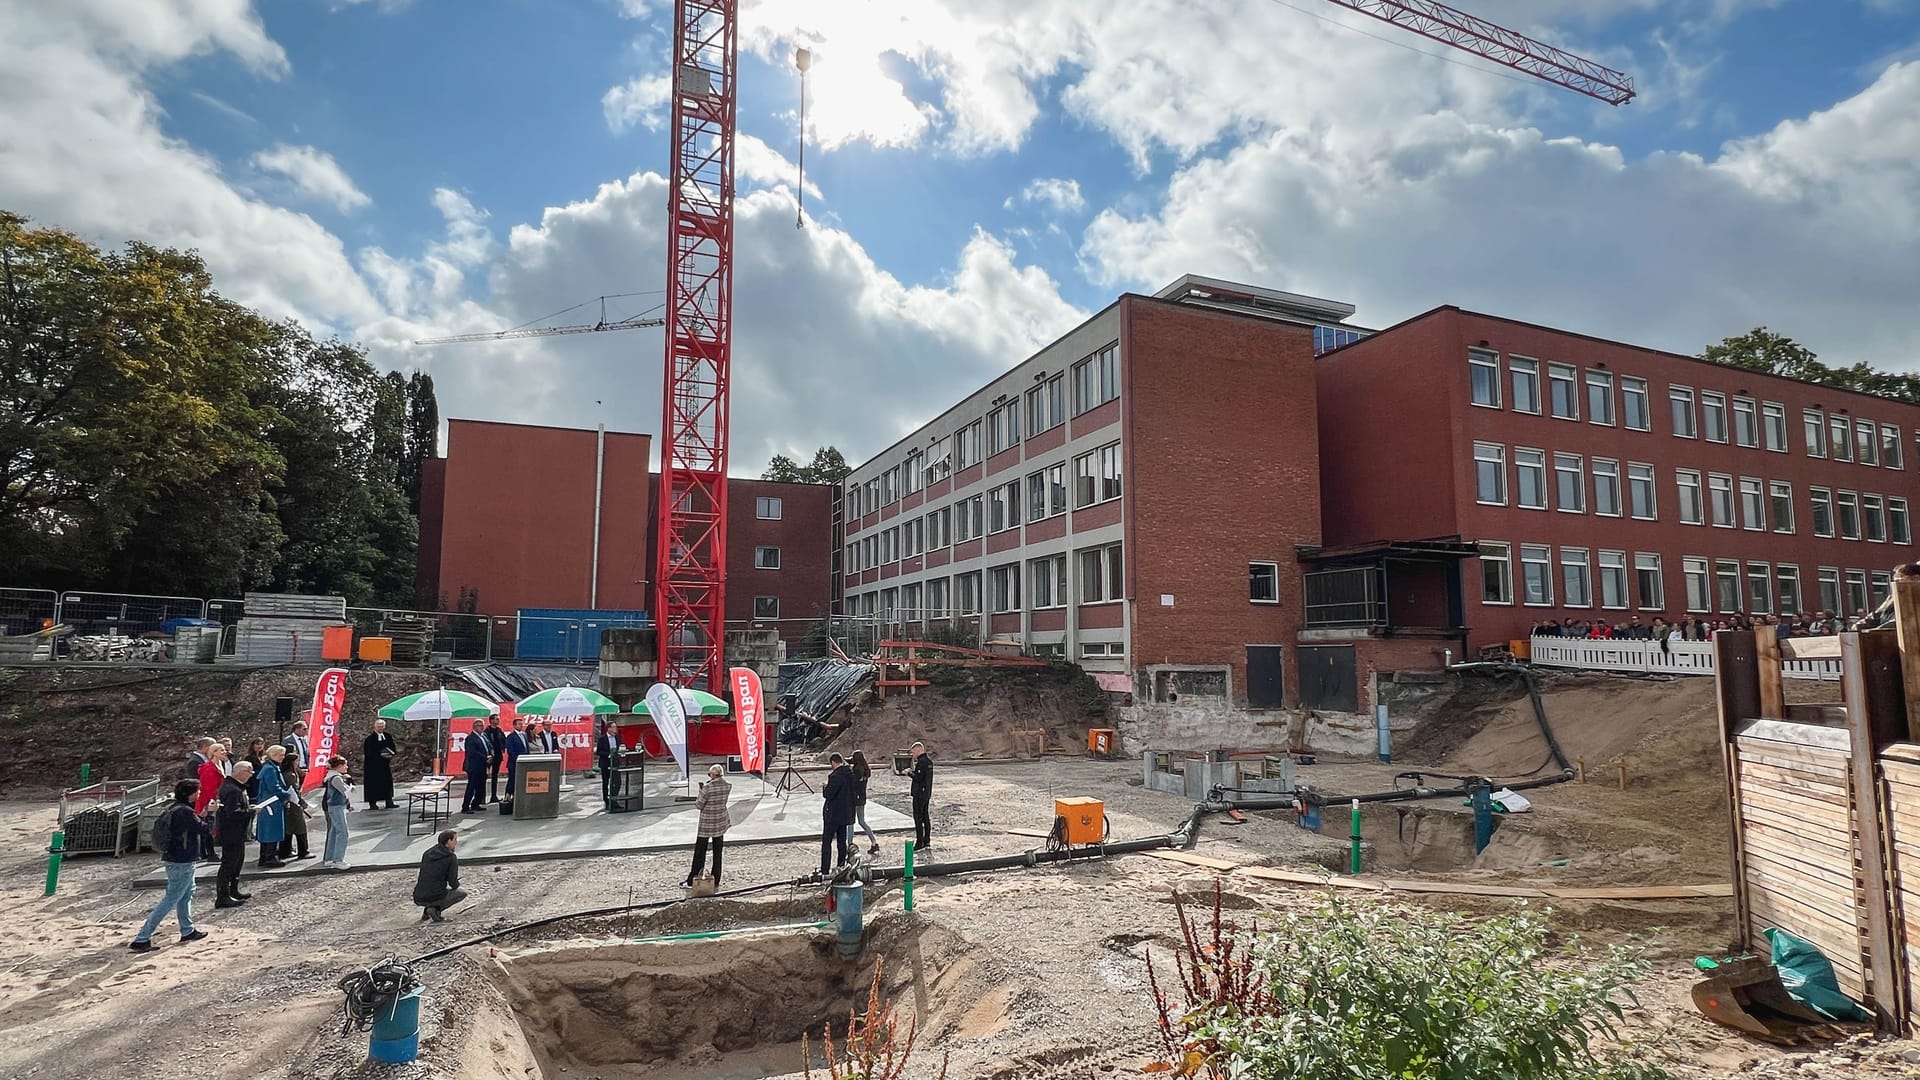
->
[1831,415,1853,462]
[755,496,783,520]
[1509,357,1540,415]
[1469,348,1501,408]
[1560,547,1592,608]
[1250,562,1281,604]
[1716,559,1742,614]
[989,563,1021,613]
[1548,363,1578,420]
[1553,452,1584,513]
[1593,458,1622,517]
[1864,493,1887,543]
[1635,553,1665,611]
[1598,550,1628,610]
[1026,470,1048,521]
[1891,496,1911,545]
[1077,543,1124,605]
[1701,391,1728,443]
[754,545,782,570]
[1474,442,1507,505]
[753,595,780,619]
[1097,442,1123,502]
[1818,567,1841,615]
[1769,481,1795,534]
[1620,376,1650,431]
[1883,423,1904,469]
[1670,385,1697,438]
[1029,555,1068,609]
[1479,541,1512,605]
[1732,395,1758,448]
[1515,447,1547,510]
[1746,562,1772,615]
[1047,462,1067,515]
[1627,461,1657,521]
[1520,544,1554,607]
[1762,402,1787,452]
[1777,564,1802,617]
[1708,473,1735,529]
[1738,476,1766,532]
[1845,569,1869,616]
[1803,409,1826,458]
[1838,490,1861,540]
[1811,486,1835,538]
[1684,557,1711,614]
[1856,419,1879,466]
[1676,469,1703,526]
[1585,369,1614,426]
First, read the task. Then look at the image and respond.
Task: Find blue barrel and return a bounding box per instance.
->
[832,883,864,958]
[369,986,423,1064]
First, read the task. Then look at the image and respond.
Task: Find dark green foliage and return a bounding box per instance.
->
[763,445,852,484]
[1703,328,1920,404]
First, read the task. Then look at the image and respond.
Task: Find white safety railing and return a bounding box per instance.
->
[1528,635,1842,681]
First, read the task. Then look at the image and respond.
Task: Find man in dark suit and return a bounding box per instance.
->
[820,753,854,876]
[502,719,528,809]
[595,720,621,806]
[483,718,507,803]
[214,761,256,909]
[185,737,214,781]
[460,726,490,813]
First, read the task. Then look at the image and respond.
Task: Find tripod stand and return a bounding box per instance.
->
[774,748,813,797]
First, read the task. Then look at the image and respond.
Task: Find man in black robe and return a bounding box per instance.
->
[362,718,398,809]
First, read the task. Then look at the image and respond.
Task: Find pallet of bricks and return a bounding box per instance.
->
[228,593,347,664]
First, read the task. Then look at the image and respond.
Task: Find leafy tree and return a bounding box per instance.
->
[1703,328,1920,404]
[762,445,852,485]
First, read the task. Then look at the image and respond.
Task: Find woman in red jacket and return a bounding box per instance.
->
[193,743,229,862]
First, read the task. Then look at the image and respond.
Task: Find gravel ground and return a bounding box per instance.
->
[2,759,1915,1079]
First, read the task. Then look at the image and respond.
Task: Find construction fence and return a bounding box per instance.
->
[1530,634,1842,681]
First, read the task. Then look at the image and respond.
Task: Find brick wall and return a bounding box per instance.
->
[1125,296,1322,709]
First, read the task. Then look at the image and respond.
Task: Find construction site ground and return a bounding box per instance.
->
[2,669,1917,1078]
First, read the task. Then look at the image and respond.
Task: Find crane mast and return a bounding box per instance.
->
[655,0,738,692]
[1324,0,1634,104]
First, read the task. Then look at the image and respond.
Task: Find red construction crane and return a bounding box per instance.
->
[642,0,1631,692]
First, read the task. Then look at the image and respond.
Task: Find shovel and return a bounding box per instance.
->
[1691,955,1837,1044]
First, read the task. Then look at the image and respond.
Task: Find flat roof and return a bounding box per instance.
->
[1154,274,1357,323]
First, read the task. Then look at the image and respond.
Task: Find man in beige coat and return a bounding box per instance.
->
[684,764,731,890]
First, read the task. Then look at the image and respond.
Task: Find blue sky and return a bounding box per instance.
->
[4,0,1920,468]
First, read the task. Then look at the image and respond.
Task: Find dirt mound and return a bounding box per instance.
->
[0,665,443,795]
[824,664,1109,762]
[494,914,1011,1079]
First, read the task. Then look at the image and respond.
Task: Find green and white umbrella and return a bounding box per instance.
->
[378,689,499,721]
[630,687,730,717]
[515,686,620,718]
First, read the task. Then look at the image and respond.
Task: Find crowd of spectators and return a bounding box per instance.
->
[1531,611,1850,643]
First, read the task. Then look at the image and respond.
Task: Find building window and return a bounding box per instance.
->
[1701,391,1728,443]
[1548,363,1578,420]
[1716,559,1743,613]
[1770,481,1795,534]
[1865,493,1887,542]
[955,419,983,470]
[1604,377,1645,433]
[904,452,923,494]
[1585,370,1614,425]
[1635,553,1664,610]
[1027,470,1047,521]
[1474,442,1507,505]
[1469,348,1501,408]
[1684,557,1711,613]
[1708,473,1735,528]
[1520,544,1553,606]
[1739,477,1766,531]
[1838,490,1861,540]
[925,436,951,486]
[1856,420,1879,466]
[754,545,781,570]
[1026,374,1066,437]
[1883,424,1904,469]
[1560,547,1592,607]
[1891,497,1911,544]
[1676,469,1704,525]
[1510,357,1540,414]
[1818,568,1841,615]
[904,518,922,557]
[1831,415,1853,461]
[1627,462,1657,520]
[1515,448,1547,510]
[1078,543,1123,604]
[1743,562,1771,614]
[1479,542,1512,605]
[756,496,783,519]
[1072,343,1120,415]
[987,399,1021,456]
[901,583,921,621]
[1811,487,1834,538]
[926,577,950,618]
[1762,402,1787,451]
[1598,550,1628,609]
[1074,452,1097,507]
[1080,641,1124,659]
[1553,453,1584,512]
[1670,385,1697,438]
[1030,556,1067,609]
[954,495,983,542]
[928,507,951,549]
[1804,410,1827,457]
[1047,462,1067,515]
[1250,562,1280,604]
[988,480,1021,533]
[1873,571,1893,610]
[1098,443,1122,502]
[989,564,1021,613]
[956,571,983,615]
[754,596,780,619]
[1845,569,1869,616]
[1778,565,1802,616]
[1732,396,1758,448]
[1593,459,1621,516]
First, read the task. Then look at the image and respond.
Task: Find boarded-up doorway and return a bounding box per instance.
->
[1299,644,1358,712]
[1246,645,1286,708]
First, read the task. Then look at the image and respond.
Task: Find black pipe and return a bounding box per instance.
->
[406,879,790,965]
[865,830,1185,883]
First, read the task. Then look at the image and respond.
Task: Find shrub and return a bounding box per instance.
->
[803,959,950,1080]
[1148,887,1672,1080]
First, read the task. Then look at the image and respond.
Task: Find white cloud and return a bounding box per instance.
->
[735,133,821,202]
[1005,177,1084,214]
[252,144,371,212]
[601,73,672,131]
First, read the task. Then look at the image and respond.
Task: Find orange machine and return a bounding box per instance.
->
[321,625,354,662]
[358,636,393,663]
[1086,728,1116,757]
[1054,797,1106,846]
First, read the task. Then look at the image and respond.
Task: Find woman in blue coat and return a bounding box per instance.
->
[255,745,290,868]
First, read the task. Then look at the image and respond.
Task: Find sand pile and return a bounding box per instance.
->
[823,663,1110,762]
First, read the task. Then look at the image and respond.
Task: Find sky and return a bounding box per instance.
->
[3,0,1919,474]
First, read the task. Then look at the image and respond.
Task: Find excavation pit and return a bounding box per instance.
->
[492,913,1010,1080]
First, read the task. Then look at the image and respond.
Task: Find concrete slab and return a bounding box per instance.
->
[133,776,911,888]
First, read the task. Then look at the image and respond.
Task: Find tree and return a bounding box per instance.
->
[761,445,852,485]
[1702,328,1920,405]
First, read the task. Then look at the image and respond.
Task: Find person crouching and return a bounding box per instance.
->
[413,830,466,922]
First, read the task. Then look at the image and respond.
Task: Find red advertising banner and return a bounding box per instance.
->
[302,667,349,792]
[444,709,596,773]
[731,667,766,774]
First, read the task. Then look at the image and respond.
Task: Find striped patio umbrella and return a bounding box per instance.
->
[515,686,621,718]
[378,689,498,721]
[630,688,730,716]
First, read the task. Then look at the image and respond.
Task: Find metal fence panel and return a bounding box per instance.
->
[57,591,205,639]
[0,587,58,637]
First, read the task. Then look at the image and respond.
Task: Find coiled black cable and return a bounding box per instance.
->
[337,956,421,1034]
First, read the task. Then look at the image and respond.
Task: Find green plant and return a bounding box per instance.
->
[803,959,950,1080]
[1148,886,1672,1080]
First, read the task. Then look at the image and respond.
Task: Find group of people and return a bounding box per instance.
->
[455,714,572,814]
[1532,611,1854,644]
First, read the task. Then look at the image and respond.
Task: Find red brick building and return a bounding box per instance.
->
[418,419,833,643]
[1320,307,1920,649]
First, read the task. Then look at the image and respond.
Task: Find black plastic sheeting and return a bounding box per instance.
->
[448,662,598,703]
[776,657,876,742]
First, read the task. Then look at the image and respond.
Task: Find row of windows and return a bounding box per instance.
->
[1466,348,1908,469]
[846,342,1121,519]
[846,543,1126,618]
[1480,540,1892,617]
[844,443,1123,573]
[1470,441,1913,542]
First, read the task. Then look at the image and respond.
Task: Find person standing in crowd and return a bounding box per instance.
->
[483,716,507,803]
[242,737,266,798]
[214,761,256,908]
[285,720,311,774]
[130,779,212,951]
[185,737,215,781]
[195,744,227,863]
[362,718,398,810]
[276,747,311,862]
[412,830,466,922]
[820,753,854,876]
[460,724,490,814]
[907,741,934,851]
[847,751,880,856]
[534,720,559,754]
[686,763,731,888]
[596,719,621,806]
[218,737,236,766]
[319,756,353,870]
[501,718,528,809]
[254,746,290,869]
